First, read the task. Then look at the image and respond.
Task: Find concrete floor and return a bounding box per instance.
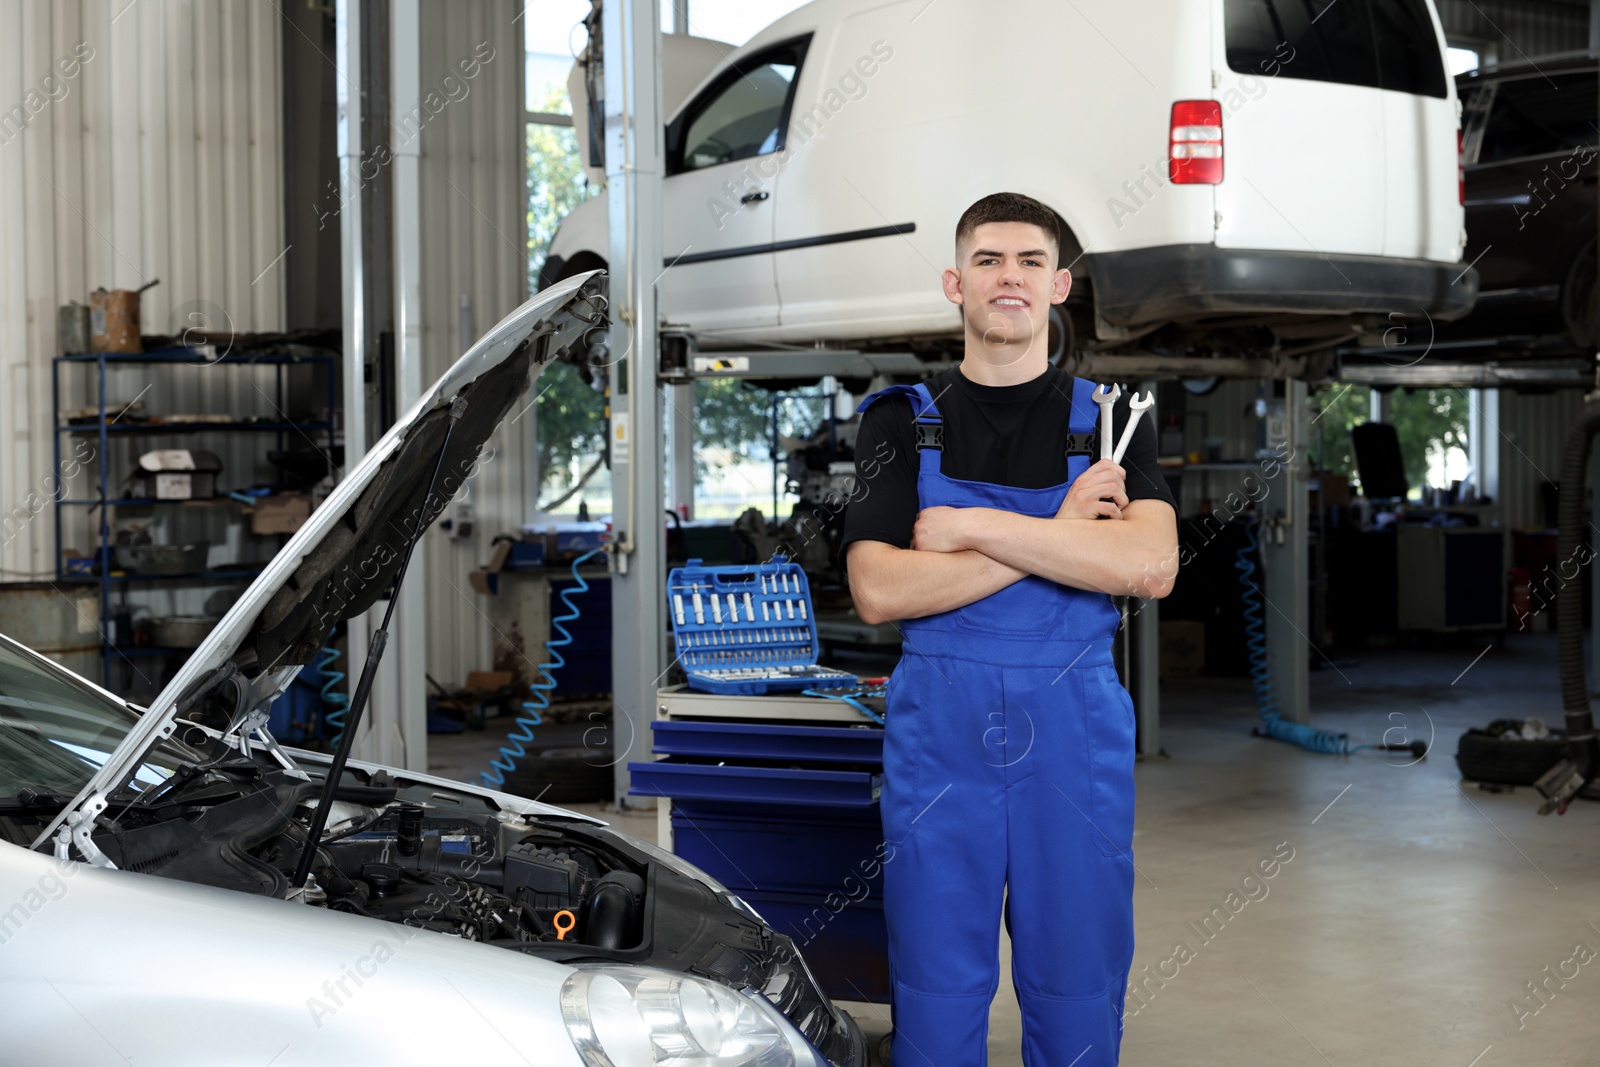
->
[430,631,1600,1066]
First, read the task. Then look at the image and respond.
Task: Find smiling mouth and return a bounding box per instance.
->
[991,297,1029,309]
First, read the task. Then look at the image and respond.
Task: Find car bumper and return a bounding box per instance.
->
[1086,243,1479,327]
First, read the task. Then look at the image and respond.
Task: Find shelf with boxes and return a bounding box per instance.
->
[52,346,337,689]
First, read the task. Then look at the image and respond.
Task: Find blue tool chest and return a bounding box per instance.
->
[629,713,890,1002]
[667,555,857,695]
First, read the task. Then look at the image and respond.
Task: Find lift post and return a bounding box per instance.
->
[603,0,667,808]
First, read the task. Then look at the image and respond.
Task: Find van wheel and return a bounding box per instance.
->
[1048,303,1076,368]
[1562,241,1597,350]
[1051,220,1092,370]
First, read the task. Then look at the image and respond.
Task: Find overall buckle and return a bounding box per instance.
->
[915,422,944,451]
[1064,432,1095,458]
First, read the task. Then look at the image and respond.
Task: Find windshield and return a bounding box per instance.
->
[0,638,196,803]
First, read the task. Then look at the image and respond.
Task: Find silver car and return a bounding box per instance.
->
[0,271,866,1067]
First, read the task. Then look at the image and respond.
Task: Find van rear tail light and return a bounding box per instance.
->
[1457,128,1465,205]
[1170,100,1223,184]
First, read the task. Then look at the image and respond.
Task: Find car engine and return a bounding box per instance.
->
[71,759,861,1065]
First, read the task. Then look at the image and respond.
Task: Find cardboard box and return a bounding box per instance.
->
[465,671,514,693]
[247,493,313,535]
[1159,620,1206,678]
[469,538,517,596]
[1313,472,1351,510]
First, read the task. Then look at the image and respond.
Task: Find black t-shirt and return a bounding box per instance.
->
[839,366,1175,570]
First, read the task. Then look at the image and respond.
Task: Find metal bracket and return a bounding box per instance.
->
[234,707,311,780]
[57,796,116,868]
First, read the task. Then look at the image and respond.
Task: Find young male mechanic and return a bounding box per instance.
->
[841,192,1178,1067]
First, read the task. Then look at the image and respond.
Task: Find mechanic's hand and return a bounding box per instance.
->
[1057,459,1127,520]
[911,505,974,553]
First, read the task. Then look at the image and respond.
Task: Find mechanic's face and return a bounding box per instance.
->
[943,221,1070,363]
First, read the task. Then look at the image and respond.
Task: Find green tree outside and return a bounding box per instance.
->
[526,84,819,507]
[1309,382,1472,499]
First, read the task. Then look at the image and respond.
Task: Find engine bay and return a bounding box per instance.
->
[32,752,859,1065]
[310,799,649,951]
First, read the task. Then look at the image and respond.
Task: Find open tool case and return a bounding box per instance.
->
[668,555,857,695]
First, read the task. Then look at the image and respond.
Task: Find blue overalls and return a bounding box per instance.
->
[854,378,1137,1067]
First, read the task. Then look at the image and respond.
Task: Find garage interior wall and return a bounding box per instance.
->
[1497,388,1585,528]
[1436,0,1591,59]
[415,0,529,687]
[0,1,285,583]
[1180,380,1578,532]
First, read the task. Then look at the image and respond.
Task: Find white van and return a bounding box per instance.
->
[544,0,1472,364]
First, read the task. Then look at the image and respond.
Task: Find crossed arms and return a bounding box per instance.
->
[846,459,1179,626]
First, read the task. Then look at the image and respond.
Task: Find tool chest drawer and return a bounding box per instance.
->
[649,719,883,763]
[628,758,882,807]
[669,800,887,895]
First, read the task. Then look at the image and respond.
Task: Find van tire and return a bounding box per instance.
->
[1050,217,1093,370]
[1562,241,1597,350]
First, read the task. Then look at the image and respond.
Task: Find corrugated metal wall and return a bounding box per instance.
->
[0,1,284,586]
[1,0,524,688]
[1497,388,1583,528]
[1437,0,1592,60]
[416,0,530,686]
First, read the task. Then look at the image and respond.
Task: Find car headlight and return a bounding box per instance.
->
[560,964,825,1067]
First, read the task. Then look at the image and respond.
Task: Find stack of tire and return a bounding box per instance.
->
[1455,719,1568,785]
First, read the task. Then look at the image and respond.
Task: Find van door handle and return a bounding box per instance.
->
[740,191,770,205]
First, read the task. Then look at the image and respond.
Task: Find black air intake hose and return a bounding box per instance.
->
[586,870,645,949]
[1554,399,1600,788]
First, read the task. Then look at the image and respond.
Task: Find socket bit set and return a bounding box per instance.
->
[668,555,857,695]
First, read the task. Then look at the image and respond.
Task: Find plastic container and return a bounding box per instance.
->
[667,554,856,695]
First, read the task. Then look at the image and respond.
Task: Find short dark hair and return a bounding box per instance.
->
[955,192,1061,266]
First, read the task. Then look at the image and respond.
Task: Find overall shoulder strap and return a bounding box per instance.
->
[854,382,944,475]
[1066,376,1103,481]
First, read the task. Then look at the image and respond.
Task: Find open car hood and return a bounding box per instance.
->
[38,271,608,853]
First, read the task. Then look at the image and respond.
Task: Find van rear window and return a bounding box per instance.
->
[1224,0,1447,99]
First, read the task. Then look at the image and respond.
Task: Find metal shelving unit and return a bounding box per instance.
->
[52,346,336,686]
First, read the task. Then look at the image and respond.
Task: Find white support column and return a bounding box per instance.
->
[1263,379,1311,723]
[668,382,695,517]
[1132,380,1160,756]
[606,0,666,808]
[380,0,427,769]
[335,0,371,752]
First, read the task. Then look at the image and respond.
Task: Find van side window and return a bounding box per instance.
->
[1368,0,1448,98]
[1477,73,1597,165]
[1224,0,1446,99]
[668,37,810,176]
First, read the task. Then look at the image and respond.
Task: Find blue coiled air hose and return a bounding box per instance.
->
[801,684,887,724]
[1235,518,1370,756]
[318,644,349,748]
[480,546,605,790]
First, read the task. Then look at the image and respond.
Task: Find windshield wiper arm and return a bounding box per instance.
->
[0,787,70,815]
